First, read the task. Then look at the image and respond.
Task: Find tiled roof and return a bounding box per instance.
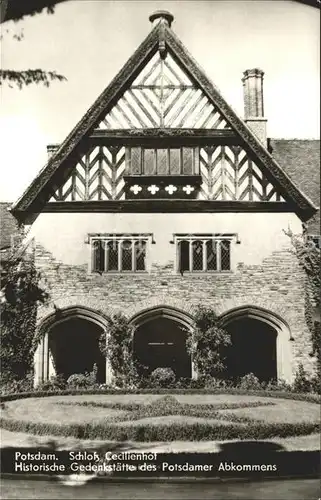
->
[0,202,19,251]
[269,139,320,234]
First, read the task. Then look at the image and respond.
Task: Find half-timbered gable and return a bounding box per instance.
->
[12,11,314,219]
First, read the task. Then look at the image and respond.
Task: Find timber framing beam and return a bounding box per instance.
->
[89,128,241,146]
[37,200,296,214]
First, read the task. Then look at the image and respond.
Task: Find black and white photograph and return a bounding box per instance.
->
[0,0,320,498]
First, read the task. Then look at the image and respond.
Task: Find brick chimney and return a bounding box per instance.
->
[242,68,267,146]
[47,144,59,159]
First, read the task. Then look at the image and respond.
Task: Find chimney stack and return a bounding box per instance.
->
[242,68,267,146]
[47,144,59,160]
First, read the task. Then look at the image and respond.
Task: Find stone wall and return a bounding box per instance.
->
[34,240,315,380]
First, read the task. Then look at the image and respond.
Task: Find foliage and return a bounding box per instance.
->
[99,314,139,388]
[293,363,312,394]
[203,377,231,389]
[0,248,49,382]
[0,70,66,89]
[149,368,176,388]
[67,374,92,389]
[265,378,293,392]
[58,398,275,412]
[37,374,66,391]
[186,306,231,378]
[1,0,67,88]
[0,372,34,395]
[310,373,321,395]
[285,229,320,369]
[66,365,98,389]
[237,373,262,390]
[1,1,67,23]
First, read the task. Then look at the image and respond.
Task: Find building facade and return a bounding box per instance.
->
[10,12,320,386]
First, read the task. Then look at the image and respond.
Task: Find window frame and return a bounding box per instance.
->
[174,234,237,274]
[89,234,152,274]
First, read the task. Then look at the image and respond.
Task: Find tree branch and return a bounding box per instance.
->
[1,0,68,23]
[0,69,67,88]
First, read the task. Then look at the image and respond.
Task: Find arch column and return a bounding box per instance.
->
[104,327,114,385]
[276,328,292,383]
[33,333,56,385]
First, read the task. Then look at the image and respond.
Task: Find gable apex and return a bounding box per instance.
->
[11,12,316,220]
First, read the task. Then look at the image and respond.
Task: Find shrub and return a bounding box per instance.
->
[67,373,94,389]
[203,377,231,389]
[37,374,66,391]
[0,372,34,395]
[310,372,321,395]
[265,378,293,392]
[293,363,311,393]
[238,373,262,390]
[66,364,100,389]
[149,368,176,388]
[175,377,192,389]
[175,377,206,389]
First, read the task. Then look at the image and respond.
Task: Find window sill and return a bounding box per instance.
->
[177,271,234,275]
[90,271,149,276]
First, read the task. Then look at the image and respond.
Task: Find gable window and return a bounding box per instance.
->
[90,235,149,273]
[176,235,232,273]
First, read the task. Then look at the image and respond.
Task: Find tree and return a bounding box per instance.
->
[0,243,49,383]
[0,0,67,88]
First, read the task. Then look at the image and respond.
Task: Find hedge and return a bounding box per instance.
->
[1,388,320,404]
[0,416,319,441]
[57,400,275,411]
[55,399,274,424]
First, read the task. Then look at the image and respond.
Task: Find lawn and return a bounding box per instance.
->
[1,393,319,442]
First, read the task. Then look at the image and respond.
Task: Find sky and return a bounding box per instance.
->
[0,0,319,202]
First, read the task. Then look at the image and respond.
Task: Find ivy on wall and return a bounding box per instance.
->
[285,229,320,369]
[99,313,139,387]
[186,305,231,379]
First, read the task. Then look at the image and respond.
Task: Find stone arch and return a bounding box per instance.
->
[125,296,196,319]
[215,298,293,331]
[219,305,293,383]
[130,305,195,379]
[34,306,110,386]
[129,305,195,329]
[38,305,110,334]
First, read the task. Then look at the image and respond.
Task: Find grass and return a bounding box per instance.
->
[1,393,320,442]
